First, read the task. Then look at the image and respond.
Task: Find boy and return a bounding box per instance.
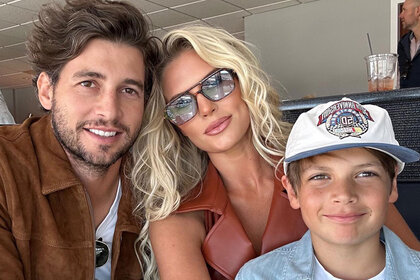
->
[236,98,420,279]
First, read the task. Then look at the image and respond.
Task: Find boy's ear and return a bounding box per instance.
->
[37,72,54,110]
[281,175,301,210]
[388,173,398,203]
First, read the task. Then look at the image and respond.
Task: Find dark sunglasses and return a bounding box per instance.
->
[95,239,109,268]
[164,68,235,125]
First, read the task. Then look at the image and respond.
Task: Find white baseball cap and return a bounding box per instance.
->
[284,98,420,174]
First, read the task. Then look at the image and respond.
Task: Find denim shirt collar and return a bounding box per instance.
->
[285,226,420,279]
[283,230,313,279]
[382,226,420,279]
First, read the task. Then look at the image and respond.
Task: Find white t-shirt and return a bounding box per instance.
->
[94,179,122,280]
[410,34,420,60]
[314,255,385,280]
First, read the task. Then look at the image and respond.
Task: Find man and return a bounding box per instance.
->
[398,0,420,88]
[0,90,15,124]
[0,0,159,279]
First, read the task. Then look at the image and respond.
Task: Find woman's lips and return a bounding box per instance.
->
[205,116,232,135]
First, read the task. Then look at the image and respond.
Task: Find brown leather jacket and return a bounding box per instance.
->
[0,116,142,279]
[177,163,308,280]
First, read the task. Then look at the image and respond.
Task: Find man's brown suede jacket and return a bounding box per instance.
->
[0,115,142,279]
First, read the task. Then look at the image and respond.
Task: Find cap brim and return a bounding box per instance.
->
[284,143,420,174]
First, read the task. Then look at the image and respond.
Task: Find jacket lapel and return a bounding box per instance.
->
[28,115,80,195]
[261,176,307,254]
[178,163,255,279]
[111,171,142,279]
[178,163,307,279]
[202,165,255,278]
[402,33,412,60]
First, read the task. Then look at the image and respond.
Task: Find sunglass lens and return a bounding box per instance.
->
[202,69,234,101]
[95,240,109,268]
[166,94,197,125]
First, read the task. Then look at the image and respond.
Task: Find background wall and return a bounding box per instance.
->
[1,0,396,121]
[1,87,45,123]
[245,0,392,100]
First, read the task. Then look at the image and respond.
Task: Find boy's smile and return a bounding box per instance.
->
[323,212,367,224]
[284,147,398,248]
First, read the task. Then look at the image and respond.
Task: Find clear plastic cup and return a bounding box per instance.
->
[364,53,398,92]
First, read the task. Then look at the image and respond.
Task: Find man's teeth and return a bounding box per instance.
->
[89,129,117,137]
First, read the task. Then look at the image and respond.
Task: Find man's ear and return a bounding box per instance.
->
[416,5,420,16]
[281,175,301,210]
[388,172,398,203]
[37,72,54,110]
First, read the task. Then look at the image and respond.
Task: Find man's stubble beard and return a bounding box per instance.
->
[50,97,141,174]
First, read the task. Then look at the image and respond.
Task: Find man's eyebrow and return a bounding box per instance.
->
[73,71,144,90]
[73,71,106,79]
[124,78,144,91]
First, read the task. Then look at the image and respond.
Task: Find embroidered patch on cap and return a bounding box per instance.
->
[317,100,374,139]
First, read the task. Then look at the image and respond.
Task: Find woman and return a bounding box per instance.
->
[131,25,420,280]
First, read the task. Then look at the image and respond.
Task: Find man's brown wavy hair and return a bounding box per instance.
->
[26,0,161,104]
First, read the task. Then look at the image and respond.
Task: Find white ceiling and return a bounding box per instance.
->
[0,0,318,89]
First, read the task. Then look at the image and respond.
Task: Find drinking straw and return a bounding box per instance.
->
[367,33,373,55]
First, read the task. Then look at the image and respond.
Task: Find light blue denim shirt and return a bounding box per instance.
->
[236,226,420,280]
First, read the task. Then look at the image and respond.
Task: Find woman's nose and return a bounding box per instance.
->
[196,92,216,117]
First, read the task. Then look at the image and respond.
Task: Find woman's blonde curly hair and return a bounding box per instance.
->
[131,25,290,279]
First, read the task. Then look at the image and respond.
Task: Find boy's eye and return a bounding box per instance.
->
[309,174,329,180]
[357,171,377,178]
[80,81,94,88]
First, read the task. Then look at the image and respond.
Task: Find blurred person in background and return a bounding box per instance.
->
[0,90,15,124]
[398,0,420,88]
